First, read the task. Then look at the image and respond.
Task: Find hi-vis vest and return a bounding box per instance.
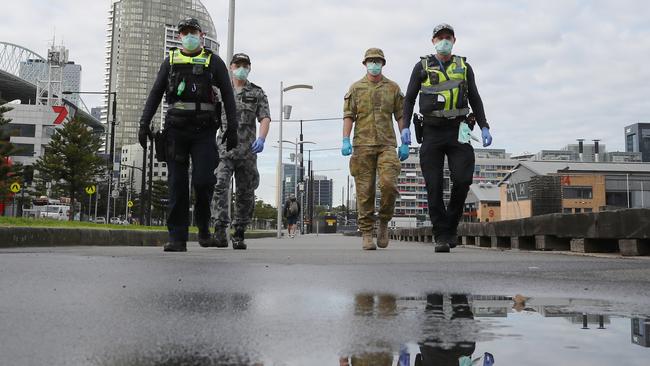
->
[419,55,470,118]
[166,48,215,107]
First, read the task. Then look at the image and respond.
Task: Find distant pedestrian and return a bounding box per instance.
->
[283,194,300,238]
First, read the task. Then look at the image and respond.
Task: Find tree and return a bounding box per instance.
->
[33,118,105,221]
[0,100,22,197]
[253,199,277,221]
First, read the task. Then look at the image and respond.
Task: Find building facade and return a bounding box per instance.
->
[104,0,219,150]
[312,175,333,209]
[625,123,650,162]
[390,147,516,224]
[119,143,168,193]
[499,161,650,220]
[19,59,82,106]
[282,163,304,203]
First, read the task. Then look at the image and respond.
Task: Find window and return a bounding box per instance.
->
[2,123,36,137]
[563,208,572,214]
[583,208,593,213]
[11,143,35,156]
[563,186,593,199]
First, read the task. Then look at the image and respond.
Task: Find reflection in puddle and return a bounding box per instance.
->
[342,293,649,366]
[92,292,649,366]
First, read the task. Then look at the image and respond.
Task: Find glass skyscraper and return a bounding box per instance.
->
[104,0,219,151]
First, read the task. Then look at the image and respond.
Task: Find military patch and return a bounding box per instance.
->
[242,96,257,103]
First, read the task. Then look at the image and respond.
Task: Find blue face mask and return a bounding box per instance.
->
[434,39,454,55]
[366,62,382,76]
[233,67,250,81]
[181,34,201,51]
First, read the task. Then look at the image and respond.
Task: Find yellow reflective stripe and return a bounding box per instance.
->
[169,49,211,67]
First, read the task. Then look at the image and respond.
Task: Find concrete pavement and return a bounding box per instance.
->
[1,234,649,365]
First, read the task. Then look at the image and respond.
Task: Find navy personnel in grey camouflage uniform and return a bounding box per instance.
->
[212,53,271,250]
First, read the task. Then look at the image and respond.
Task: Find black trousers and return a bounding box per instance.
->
[419,124,475,241]
[166,125,218,242]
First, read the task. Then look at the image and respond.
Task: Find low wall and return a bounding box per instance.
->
[0,227,276,248]
[391,209,650,257]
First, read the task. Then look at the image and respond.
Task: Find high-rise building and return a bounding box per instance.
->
[104,0,219,151]
[312,175,333,209]
[282,163,305,203]
[19,59,82,106]
[625,123,650,162]
[391,147,516,222]
[91,107,102,121]
[118,143,168,193]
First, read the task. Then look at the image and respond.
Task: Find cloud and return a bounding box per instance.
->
[2,0,649,205]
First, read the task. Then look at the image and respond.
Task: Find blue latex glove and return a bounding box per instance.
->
[341,137,352,156]
[398,144,409,161]
[481,127,493,147]
[483,352,495,366]
[400,128,412,145]
[251,137,265,154]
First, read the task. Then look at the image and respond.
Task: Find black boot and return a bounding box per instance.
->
[232,226,246,250]
[198,228,212,247]
[163,241,187,252]
[209,227,229,248]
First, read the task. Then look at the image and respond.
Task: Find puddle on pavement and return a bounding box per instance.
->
[95,293,650,366]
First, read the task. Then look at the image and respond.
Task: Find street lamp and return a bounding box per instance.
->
[63,90,117,222]
[276,82,312,238]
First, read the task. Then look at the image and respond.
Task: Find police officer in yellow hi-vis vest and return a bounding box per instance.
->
[403,23,493,253]
[138,18,238,252]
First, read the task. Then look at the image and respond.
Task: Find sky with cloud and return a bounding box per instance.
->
[1,0,649,206]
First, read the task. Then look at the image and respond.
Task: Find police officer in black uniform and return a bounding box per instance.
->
[403,23,493,253]
[138,18,238,252]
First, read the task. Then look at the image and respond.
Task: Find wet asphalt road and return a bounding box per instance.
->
[1,234,649,365]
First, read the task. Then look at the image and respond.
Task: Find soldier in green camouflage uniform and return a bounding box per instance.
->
[212,53,271,250]
[342,48,405,250]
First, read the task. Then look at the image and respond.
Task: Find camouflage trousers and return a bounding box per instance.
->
[213,157,260,229]
[349,146,401,233]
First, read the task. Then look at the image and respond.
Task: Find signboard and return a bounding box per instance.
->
[52,106,68,125]
[127,200,134,208]
[506,181,530,201]
[111,190,120,199]
[10,182,21,193]
[85,185,96,195]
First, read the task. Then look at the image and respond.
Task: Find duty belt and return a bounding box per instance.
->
[169,102,217,111]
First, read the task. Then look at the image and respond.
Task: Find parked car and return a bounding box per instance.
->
[95,217,107,224]
[110,217,122,225]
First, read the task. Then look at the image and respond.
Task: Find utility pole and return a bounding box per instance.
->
[140,144,147,224]
[346,175,350,225]
[147,142,154,225]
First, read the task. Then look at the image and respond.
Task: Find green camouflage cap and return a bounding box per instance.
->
[362,48,386,64]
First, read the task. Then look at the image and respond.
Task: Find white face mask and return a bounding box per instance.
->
[434,39,454,55]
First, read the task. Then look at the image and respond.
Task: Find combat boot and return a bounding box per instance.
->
[198,228,212,247]
[377,221,389,248]
[210,227,229,248]
[362,232,376,251]
[232,226,247,250]
[163,241,187,252]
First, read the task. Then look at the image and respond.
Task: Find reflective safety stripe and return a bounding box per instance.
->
[430,107,470,118]
[420,80,463,94]
[169,102,217,111]
[419,54,468,118]
[169,49,212,67]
